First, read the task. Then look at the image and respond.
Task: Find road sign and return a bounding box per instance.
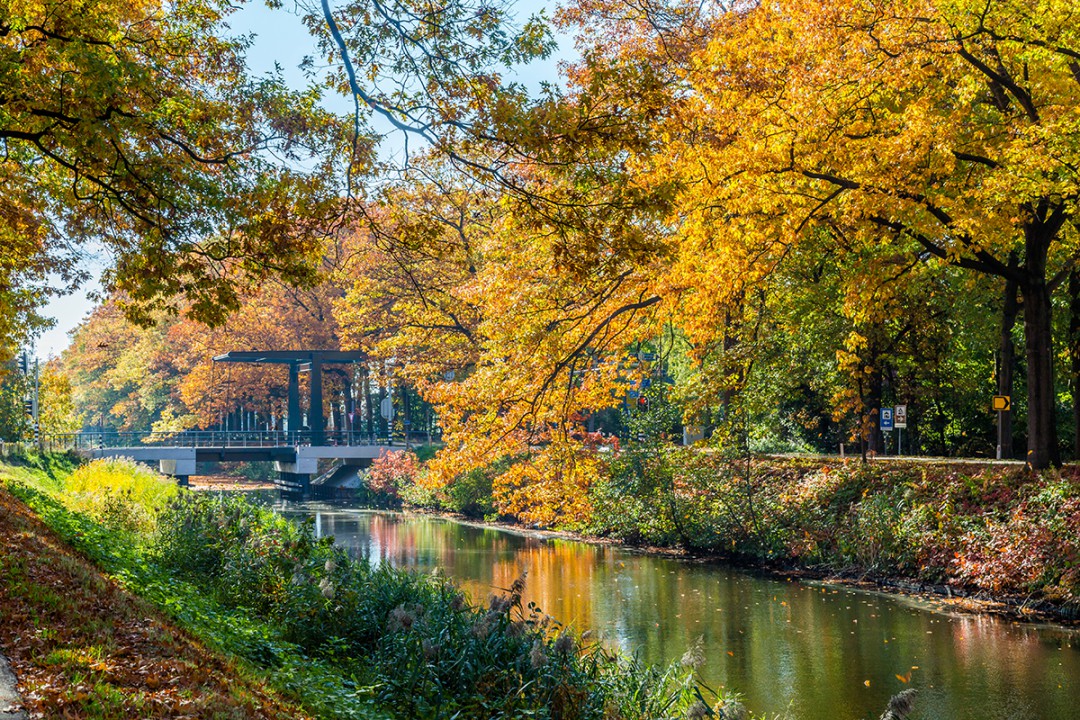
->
[992,395,1011,412]
[894,405,907,428]
[380,397,395,421]
[879,407,894,431]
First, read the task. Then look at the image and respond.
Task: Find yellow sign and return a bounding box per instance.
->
[992,395,1011,412]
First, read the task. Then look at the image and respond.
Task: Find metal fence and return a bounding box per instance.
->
[40,430,403,451]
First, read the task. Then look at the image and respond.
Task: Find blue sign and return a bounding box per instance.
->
[879,407,894,431]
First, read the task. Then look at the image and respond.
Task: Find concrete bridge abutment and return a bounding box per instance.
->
[274,455,318,496]
[158,453,196,487]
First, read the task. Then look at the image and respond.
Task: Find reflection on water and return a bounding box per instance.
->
[286,504,1080,720]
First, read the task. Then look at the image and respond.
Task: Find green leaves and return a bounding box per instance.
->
[0,0,359,350]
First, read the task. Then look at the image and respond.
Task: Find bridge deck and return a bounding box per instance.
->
[85,444,400,463]
[43,431,424,495]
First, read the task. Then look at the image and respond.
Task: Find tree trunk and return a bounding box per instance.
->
[866,368,884,456]
[1022,280,1058,467]
[998,256,1019,459]
[1020,220,1060,469]
[1071,267,1080,459]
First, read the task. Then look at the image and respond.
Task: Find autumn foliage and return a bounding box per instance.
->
[45,0,1080,527]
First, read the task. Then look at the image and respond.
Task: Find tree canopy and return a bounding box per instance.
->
[0,0,360,356]
[39,0,1080,486]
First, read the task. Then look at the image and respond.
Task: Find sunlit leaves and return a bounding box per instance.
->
[0,0,362,350]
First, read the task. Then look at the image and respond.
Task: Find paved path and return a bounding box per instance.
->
[0,653,25,720]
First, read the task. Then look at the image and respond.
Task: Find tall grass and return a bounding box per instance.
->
[152,491,732,719]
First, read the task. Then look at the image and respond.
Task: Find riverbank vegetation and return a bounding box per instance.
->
[0,453,748,719]
[0,454,315,719]
[368,444,1080,615]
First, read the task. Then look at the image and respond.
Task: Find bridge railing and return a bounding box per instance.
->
[45,430,405,451]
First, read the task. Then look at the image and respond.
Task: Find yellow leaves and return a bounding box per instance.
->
[842,332,867,354]
[652,0,1080,276]
[492,450,593,527]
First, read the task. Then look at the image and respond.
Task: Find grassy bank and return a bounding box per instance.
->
[373,447,1080,615]
[0,453,744,719]
[0,455,317,719]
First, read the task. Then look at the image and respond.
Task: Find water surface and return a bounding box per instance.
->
[286,504,1080,719]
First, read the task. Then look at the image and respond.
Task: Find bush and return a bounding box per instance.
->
[64,457,178,534]
[152,491,724,719]
[441,467,496,518]
[587,452,1080,603]
[365,449,420,505]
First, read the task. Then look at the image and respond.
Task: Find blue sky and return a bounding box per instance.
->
[36,3,325,359]
[36,1,568,360]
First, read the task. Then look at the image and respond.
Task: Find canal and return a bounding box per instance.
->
[284,503,1080,719]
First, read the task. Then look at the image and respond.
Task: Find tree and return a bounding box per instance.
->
[175,275,346,429]
[38,363,83,436]
[335,164,487,382]
[638,0,1080,467]
[0,369,31,441]
[0,0,359,355]
[61,301,180,431]
[62,270,349,433]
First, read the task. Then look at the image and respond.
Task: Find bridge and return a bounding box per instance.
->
[54,350,412,496]
[55,430,401,494]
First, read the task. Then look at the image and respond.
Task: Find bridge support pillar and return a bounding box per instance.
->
[310,356,324,446]
[159,454,196,486]
[275,456,317,497]
[276,471,311,495]
[288,362,301,435]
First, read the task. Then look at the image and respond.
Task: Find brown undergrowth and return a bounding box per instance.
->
[0,485,311,720]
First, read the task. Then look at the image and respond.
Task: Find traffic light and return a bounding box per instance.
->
[23,399,34,417]
[17,353,27,375]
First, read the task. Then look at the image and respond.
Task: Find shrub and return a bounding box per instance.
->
[366,449,420,503]
[442,466,496,518]
[152,491,722,719]
[64,457,178,534]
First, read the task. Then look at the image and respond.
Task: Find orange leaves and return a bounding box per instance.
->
[2,0,355,337]
[63,272,345,431]
[335,180,485,385]
[491,443,602,528]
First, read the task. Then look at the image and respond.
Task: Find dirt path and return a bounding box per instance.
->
[0,652,25,720]
[188,475,277,492]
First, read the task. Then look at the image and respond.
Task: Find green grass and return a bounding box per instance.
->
[1,455,746,719]
[1,458,389,720]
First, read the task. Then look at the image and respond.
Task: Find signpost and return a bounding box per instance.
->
[380,396,395,422]
[879,407,893,430]
[993,395,1011,459]
[879,407,893,456]
[894,405,907,455]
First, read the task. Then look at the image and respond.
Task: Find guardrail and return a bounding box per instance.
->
[42,430,404,451]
